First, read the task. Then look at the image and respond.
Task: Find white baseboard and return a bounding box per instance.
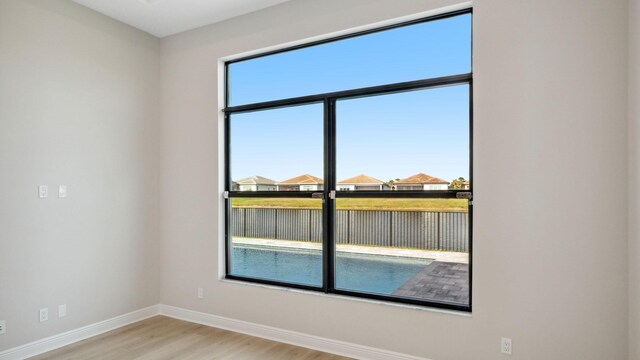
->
[0,304,427,360]
[0,305,160,360]
[159,304,428,360]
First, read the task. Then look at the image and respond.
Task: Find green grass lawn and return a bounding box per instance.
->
[232,197,467,211]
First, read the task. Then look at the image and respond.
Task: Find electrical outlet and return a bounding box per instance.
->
[0,320,6,335]
[197,288,204,299]
[501,337,512,355]
[39,308,48,322]
[39,185,48,198]
[58,304,67,318]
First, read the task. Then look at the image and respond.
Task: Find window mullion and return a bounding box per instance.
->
[323,98,336,292]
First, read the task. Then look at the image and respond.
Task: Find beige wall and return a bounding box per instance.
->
[630,0,639,359]
[0,0,633,358]
[0,0,161,351]
[160,0,629,359]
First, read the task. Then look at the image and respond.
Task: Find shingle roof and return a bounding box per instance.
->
[395,173,449,184]
[234,176,277,185]
[337,174,384,185]
[276,174,324,185]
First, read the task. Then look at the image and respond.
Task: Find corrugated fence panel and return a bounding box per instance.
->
[231,207,468,252]
[275,208,302,240]
[349,210,391,246]
[424,212,439,250]
[245,208,276,238]
[309,209,323,242]
[232,207,245,237]
[391,211,426,249]
[335,210,349,244]
[438,212,467,252]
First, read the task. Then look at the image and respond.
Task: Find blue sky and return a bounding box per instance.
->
[229,14,471,184]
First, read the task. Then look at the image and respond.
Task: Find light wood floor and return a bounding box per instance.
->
[30,316,351,360]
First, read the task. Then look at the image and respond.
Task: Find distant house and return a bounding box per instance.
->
[232,176,277,191]
[337,174,389,191]
[276,174,324,191]
[395,173,449,190]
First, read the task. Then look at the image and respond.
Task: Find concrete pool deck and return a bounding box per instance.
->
[233,237,469,264]
[393,261,469,305]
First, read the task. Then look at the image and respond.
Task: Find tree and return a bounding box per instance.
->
[386,178,400,190]
[449,177,468,190]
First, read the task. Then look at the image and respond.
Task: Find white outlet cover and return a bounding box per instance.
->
[0,320,6,335]
[39,308,48,322]
[58,304,67,318]
[197,288,204,299]
[501,337,512,355]
[38,185,48,198]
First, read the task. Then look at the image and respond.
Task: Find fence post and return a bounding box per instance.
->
[308,209,312,241]
[347,210,351,244]
[437,212,441,250]
[243,208,247,237]
[274,208,278,239]
[389,211,393,247]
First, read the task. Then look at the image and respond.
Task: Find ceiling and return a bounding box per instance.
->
[72,0,293,38]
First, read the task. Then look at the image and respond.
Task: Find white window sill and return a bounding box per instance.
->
[220,278,472,317]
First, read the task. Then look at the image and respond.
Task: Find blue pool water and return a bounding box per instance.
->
[231,245,431,295]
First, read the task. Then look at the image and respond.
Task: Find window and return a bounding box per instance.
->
[224,9,472,311]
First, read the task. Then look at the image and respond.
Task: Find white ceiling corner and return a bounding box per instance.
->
[72,0,293,38]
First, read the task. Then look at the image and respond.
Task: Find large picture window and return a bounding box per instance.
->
[224,9,472,311]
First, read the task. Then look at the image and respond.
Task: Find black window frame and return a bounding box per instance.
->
[223,8,473,312]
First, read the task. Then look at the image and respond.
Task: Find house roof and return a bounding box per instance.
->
[395,173,449,185]
[337,174,384,185]
[276,174,324,185]
[234,176,277,185]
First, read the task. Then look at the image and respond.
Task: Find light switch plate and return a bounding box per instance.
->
[58,185,67,198]
[39,185,48,198]
[58,304,67,318]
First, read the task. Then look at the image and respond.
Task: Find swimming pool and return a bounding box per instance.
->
[230,244,432,295]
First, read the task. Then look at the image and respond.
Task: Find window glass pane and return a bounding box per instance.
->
[228,14,471,106]
[230,104,323,191]
[334,198,469,306]
[229,197,323,287]
[336,85,470,191]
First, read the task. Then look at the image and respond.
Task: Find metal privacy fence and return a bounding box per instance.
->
[231,207,468,252]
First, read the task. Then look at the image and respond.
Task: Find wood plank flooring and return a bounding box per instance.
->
[30,316,351,360]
